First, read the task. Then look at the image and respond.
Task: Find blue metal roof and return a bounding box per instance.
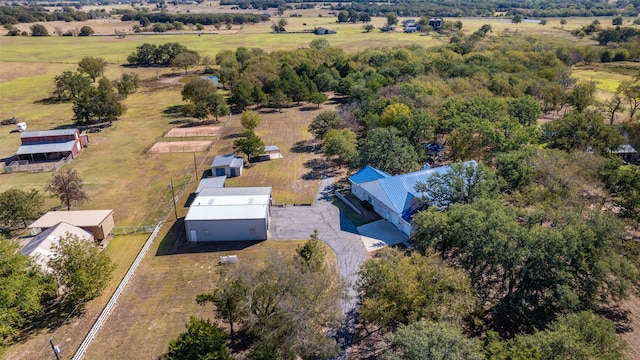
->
[349,165,391,184]
[377,160,477,215]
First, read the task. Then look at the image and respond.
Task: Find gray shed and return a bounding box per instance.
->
[212,154,243,177]
[185,187,272,241]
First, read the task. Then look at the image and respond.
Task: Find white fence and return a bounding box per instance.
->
[71,222,163,360]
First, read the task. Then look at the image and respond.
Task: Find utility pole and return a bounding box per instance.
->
[193,152,198,179]
[49,338,61,360]
[170,177,178,220]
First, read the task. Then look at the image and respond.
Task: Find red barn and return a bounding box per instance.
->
[16,129,88,162]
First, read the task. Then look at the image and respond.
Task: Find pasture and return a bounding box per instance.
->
[1,8,640,359]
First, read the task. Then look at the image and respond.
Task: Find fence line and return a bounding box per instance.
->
[112,225,157,235]
[71,221,164,360]
[3,155,71,173]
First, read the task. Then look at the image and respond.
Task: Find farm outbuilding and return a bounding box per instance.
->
[315,27,336,35]
[195,176,226,193]
[212,154,243,177]
[185,187,272,242]
[15,129,88,162]
[28,210,115,241]
[21,222,94,272]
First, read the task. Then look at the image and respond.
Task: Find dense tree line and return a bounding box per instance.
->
[119,11,269,26]
[0,5,107,25]
[331,0,633,18]
[127,42,198,67]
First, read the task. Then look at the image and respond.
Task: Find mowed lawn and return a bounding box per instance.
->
[1,234,148,360]
[218,103,337,204]
[83,237,322,359]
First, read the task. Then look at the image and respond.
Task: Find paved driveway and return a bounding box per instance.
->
[357,220,411,251]
[269,177,367,313]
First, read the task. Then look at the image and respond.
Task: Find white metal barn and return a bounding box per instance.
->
[184,187,272,241]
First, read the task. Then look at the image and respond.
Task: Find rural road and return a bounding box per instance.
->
[269,176,368,357]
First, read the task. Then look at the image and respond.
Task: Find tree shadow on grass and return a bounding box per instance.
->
[299,106,320,112]
[290,140,316,154]
[162,105,187,118]
[34,96,69,105]
[302,158,339,180]
[598,304,633,334]
[15,300,86,344]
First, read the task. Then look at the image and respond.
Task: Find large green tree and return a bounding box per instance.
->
[112,73,140,96]
[486,311,626,360]
[507,95,543,126]
[309,110,341,140]
[356,248,474,330]
[172,52,200,74]
[0,188,43,228]
[240,110,261,131]
[48,233,115,303]
[53,71,91,101]
[202,252,347,359]
[324,128,358,169]
[164,316,232,360]
[233,130,265,163]
[415,162,500,208]
[358,127,419,175]
[72,78,125,125]
[384,321,483,360]
[542,110,624,153]
[0,237,53,344]
[412,199,639,333]
[182,78,217,104]
[77,56,107,83]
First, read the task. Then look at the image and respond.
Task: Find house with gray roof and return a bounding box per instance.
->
[21,222,94,272]
[212,154,243,177]
[349,161,476,236]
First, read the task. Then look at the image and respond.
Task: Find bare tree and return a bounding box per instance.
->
[45,168,89,210]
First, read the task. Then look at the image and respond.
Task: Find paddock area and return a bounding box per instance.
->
[147,141,212,153]
[164,126,222,138]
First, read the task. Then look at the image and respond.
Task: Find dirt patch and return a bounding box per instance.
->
[621,295,640,359]
[148,141,211,153]
[165,126,221,137]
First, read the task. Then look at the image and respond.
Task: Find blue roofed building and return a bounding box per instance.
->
[349,161,476,236]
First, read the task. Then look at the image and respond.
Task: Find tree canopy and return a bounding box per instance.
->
[77,56,106,82]
[45,168,89,211]
[356,248,474,330]
[412,199,639,333]
[164,316,232,360]
[0,237,53,344]
[0,189,43,229]
[358,127,419,175]
[48,233,115,303]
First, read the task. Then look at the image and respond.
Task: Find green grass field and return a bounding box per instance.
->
[2,11,639,359]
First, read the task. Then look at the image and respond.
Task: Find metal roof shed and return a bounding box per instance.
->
[185,187,272,242]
